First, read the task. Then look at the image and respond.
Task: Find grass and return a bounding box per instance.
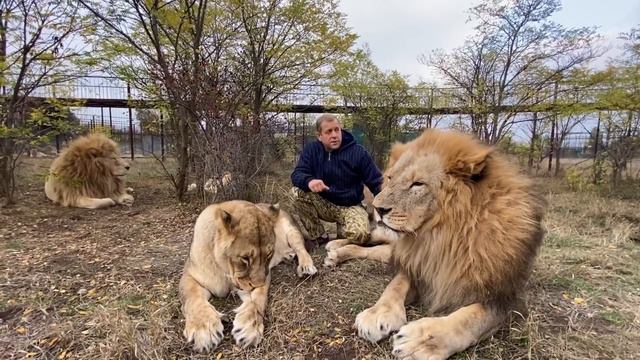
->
[1,158,639,359]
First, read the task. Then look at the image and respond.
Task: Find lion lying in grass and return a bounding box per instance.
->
[44,133,134,209]
[328,129,545,359]
[179,200,317,352]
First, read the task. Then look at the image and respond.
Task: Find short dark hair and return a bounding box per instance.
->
[315,114,340,133]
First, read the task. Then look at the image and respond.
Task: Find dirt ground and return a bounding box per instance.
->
[1,158,639,360]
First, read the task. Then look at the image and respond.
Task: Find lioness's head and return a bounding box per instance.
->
[213,201,277,291]
[373,129,492,233]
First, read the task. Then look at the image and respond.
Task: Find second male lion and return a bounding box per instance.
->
[353,129,546,359]
[179,200,317,352]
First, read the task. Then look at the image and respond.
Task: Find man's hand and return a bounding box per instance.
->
[308,179,330,193]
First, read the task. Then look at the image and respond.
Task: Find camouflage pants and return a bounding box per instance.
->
[288,187,369,244]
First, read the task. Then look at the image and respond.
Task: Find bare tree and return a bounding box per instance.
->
[0,0,93,206]
[424,0,599,144]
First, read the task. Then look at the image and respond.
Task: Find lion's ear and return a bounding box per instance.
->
[387,142,408,169]
[450,147,492,179]
[270,203,280,213]
[87,147,100,158]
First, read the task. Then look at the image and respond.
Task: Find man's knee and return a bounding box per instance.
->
[345,227,369,244]
[342,206,370,244]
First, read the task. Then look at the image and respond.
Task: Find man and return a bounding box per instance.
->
[290,114,383,246]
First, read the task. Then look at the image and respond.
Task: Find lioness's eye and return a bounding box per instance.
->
[411,182,425,188]
[241,256,251,265]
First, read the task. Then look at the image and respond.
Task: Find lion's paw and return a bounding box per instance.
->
[117,193,134,207]
[126,187,135,194]
[296,262,317,277]
[356,304,406,343]
[323,249,339,268]
[232,306,264,348]
[392,317,460,360]
[325,239,350,251]
[183,305,224,352]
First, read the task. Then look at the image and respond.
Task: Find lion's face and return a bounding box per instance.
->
[373,152,445,233]
[97,154,130,177]
[215,202,277,292]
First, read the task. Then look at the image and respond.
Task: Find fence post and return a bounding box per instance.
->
[127,82,134,160]
[100,107,104,127]
[593,111,601,185]
[160,112,165,161]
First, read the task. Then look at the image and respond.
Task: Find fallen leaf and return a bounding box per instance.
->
[572,297,586,305]
[16,326,28,335]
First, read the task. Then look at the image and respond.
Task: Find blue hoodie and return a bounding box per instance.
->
[291,129,383,207]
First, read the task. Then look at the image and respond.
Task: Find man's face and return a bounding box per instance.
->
[317,119,342,151]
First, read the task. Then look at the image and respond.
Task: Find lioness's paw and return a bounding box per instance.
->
[232,306,264,348]
[183,306,224,352]
[117,193,134,206]
[323,249,339,268]
[126,187,135,194]
[356,304,406,343]
[392,317,457,360]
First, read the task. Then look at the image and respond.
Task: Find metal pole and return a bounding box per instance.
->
[100,107,104,127]
[108,107,113,129]
[593,111,601,185]
[160,112,165,161]
[128,82,134,160]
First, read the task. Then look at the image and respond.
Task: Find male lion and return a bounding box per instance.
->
[353,129,546,360]
[44,133,134,209]
[179,200,317,352]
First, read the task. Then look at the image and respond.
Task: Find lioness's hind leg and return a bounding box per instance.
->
[75,196,116,209]
[179,272,224,352]
[286,228,317,277]
[324,244,392,267]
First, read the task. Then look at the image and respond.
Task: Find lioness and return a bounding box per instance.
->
[353,129,546,359]
[179,200,317,351]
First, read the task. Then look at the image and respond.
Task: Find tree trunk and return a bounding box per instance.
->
[0,139,15,205]
[527,112,538,174]
[173,108,191,201]
[548,117,555,174]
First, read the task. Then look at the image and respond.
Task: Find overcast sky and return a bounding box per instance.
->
[337,0,640,84]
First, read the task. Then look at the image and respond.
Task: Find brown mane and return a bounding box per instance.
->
[390,129,546,314]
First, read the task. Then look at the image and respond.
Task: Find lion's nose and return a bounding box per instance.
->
[125,165,130,170]
[375,206,392,217]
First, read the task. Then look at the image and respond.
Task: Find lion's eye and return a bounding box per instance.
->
[411,182,425,188]
[240,256,251,265]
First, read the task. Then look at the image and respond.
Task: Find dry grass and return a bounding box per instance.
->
[1,158,639,359]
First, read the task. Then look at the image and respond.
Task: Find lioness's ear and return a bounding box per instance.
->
[218,209,235,229]
[450,147,493,178]
[270,203,280,212]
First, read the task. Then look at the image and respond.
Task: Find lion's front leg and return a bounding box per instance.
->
[391,303,503,360]
[324,243,392,267]
[356,271,412,342]
[232,276,270,348]
[75,196,116,209]
[113,192,134,206]
[179,272,225,352]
